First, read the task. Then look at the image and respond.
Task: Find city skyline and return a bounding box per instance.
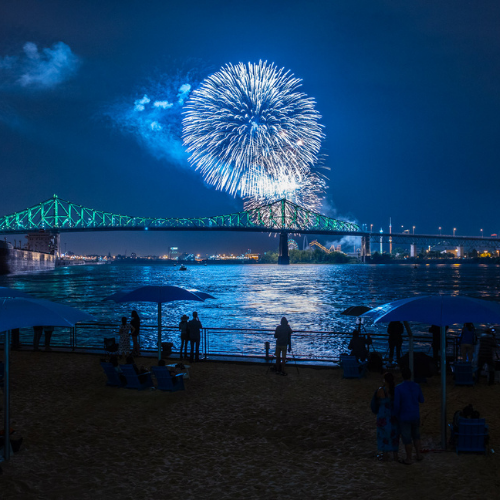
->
[1,1,500,254]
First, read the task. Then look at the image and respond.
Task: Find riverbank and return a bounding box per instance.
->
[1,351,499,499]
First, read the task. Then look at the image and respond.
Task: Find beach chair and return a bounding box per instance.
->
[454,362,475,386]
[100,362,126,387]
[151,366,185,392]
[453,418,489,454]
[120,364,153,390]
[104,337,119,356]
[340,355,367,379]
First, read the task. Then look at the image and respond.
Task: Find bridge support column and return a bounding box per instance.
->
[360,236,371,263]
[410,244,417,257]
[278,232,290,265]
[457,246,464,258]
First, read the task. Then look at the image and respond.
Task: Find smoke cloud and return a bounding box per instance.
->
[103,68,204,166]
[0,42,81,90]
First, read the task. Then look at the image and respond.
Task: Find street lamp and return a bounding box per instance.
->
[439,227,442,236]
[412,226,415,235]
[481,229,483,238]
[401,225,404,233]
[453,228,456,237]
[370,224,373,233]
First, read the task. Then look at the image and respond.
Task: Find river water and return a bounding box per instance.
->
[1,262,500,358]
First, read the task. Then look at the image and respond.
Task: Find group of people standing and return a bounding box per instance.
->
[116,310,203,362]
[178,311,202,362]
[118,310,141,356]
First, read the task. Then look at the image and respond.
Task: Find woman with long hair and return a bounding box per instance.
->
[376,372,399,461]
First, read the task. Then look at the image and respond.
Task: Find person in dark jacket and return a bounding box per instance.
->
[130,310,141,356]
[387,321,404,363]
[188,312,202,362]
[179,314,189,359]
[274,317,292,375]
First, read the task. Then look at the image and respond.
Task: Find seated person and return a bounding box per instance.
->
[156,358,178,378]
[125,355,149,384]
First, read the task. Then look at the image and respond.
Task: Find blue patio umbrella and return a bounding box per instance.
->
[362,295,500,449]
[106,285,214,360]
[0,297,95,462]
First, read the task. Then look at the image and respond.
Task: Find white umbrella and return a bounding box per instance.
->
[1,297,95,462]
[362,295,500,448]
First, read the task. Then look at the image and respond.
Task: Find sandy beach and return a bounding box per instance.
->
[1,351,499,500]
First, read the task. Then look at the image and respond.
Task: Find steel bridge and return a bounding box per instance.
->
[1,195,499,264]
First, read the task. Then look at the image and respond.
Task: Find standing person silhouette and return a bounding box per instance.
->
[274,317,292,376]
[130,310,141,356]
[387,321,404,363]
[188,312,202,362]
[179,314,189,359]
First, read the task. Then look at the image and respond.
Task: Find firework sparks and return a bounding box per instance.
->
[243,168,327,219]
[182,61,324,199]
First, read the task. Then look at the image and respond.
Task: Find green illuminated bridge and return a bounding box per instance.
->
[0,195,358,234]
[1,195,499,264]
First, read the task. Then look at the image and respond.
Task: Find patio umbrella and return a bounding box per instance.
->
[0,297,95,462]
[341,305,372,317]
[362,295,500,449]
[106,285,214,360]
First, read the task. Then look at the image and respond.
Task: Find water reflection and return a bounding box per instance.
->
[2,262,500,355]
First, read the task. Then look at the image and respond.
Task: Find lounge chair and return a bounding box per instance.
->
[151,366,185,392]
[453,418,489,454]
[100,362,126,387]
[340,355,367,379]
[104,337,119,356]
[120,364,153,390]
[454,362,475,386]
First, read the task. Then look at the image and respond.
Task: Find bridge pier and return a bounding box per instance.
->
[410,244,417,258]
[278,231,290,265]
[360,236,371,262]
[457,246,464,258]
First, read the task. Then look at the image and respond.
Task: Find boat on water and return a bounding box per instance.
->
[0,233,57,275]
[179,264,187,271]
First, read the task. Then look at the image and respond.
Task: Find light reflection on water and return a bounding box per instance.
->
[2,262,500,356]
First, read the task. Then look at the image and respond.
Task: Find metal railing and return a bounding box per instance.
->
[0,322,461,362]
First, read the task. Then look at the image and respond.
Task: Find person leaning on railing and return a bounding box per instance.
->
[274,317,292,376]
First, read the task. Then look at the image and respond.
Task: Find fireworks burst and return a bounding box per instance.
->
[243,169,327,215]
[182,61,324,199]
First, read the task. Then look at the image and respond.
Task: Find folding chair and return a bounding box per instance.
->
[151,366,185,392]
[454,418,489,454]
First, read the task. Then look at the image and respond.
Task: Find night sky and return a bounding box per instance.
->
[1,1,499,256]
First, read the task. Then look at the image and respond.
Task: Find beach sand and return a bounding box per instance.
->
[1,351,499,500]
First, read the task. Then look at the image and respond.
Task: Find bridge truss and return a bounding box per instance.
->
[0,195,359,235]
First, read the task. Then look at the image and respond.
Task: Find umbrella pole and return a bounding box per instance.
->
[158,302,162,362]
[403,322,414,381]
[3,330,10,461]
[440,325,447,449]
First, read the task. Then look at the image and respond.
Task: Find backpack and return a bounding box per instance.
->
[370,389,380,414]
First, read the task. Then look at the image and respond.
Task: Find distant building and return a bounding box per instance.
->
[26,231,60,255]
